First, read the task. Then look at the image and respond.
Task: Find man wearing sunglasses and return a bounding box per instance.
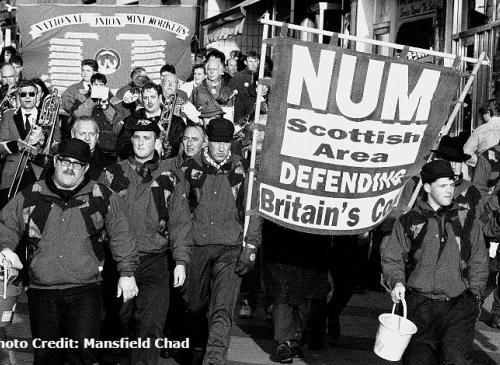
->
[0,138,139,365]
[0,80,47,208]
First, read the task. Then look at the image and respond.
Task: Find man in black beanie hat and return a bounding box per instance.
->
[0,138,139,365]
[382,159,488,365]
[182,117,262,365]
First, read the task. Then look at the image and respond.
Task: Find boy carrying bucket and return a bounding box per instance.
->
[381,159,488,365]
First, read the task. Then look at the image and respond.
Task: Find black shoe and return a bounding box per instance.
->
[290,346,304,358]
[488,314,500,329]
[270,343,293,364]
[328,317,340,340]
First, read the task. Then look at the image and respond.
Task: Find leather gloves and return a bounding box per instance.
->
[235,244,257,276]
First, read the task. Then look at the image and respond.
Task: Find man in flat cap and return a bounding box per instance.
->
[182,117,262,365]
[381,159,488,365]
[101,118,191,365]
[0,138,139,365]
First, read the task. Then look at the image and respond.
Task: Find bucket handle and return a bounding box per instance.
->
[391,296,407,318]
[391,296,408,332]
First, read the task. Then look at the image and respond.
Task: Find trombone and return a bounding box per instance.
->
[7,89,61,200]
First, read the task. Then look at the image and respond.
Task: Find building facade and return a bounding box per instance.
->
[199,0,500,136]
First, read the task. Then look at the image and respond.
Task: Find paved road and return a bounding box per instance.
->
[1,290,499,364]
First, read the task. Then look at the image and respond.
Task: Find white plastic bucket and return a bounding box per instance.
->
[0,258,21,327]
[374,297,417,361]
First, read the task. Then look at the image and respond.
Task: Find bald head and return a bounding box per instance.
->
[1,64,16,89]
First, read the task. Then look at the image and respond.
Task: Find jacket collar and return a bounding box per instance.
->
[35,177,97,199]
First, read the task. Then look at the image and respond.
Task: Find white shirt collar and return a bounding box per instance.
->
[21,108,37,122]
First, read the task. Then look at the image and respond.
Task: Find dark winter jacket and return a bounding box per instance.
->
[0,178,138,289]
[382,199,488,299]
[100,155,191,265]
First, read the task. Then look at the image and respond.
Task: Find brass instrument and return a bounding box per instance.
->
[8,89,62,200]
[158,93,178,159]
[0,84,15,115]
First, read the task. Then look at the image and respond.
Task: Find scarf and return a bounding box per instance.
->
[46,172,90,203]
[182,148,247,222]
[127,151,160,183]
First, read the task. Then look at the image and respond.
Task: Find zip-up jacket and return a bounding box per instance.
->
[0,179,138,289]
[181,152,261,248]
[382,199,488,299]
[101,157,191,266]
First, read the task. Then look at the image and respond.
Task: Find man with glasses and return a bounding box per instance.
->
[0,80,46,208]
[101,119,191,364]
[0,138,139,365]
[42,116,116,181]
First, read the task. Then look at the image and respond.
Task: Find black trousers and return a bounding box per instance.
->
[328,236,363,320]
[186,244,241,364]
[273,302,310,345]
[485,257,500,316]
[28,284,102,365]
[403,290,478,365]
[120,253,170,365]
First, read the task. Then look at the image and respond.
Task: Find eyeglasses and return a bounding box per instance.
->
[1,75,14,79]
[56,156,86,170]
[20,92,36,98]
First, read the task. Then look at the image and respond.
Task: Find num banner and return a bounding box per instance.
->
[17,4,196,92]
[257,37,461,235]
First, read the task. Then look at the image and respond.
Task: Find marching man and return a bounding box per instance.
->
[382,159,488,365]
[101,118,191,365]
[0,138,139,365]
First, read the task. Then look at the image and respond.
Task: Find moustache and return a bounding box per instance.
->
[63,169,75,176]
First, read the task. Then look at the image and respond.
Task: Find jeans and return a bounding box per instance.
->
[28,284,102,365]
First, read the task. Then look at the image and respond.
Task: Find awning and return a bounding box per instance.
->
[201,0,261,29]
[206,18,245,43]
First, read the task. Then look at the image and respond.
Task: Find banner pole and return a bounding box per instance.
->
[406,51,487,210]
[242,12,270,240]
[259,18,489,66]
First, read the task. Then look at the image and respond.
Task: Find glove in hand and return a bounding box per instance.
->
[235,244,257,276]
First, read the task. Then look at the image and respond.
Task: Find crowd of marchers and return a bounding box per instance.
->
[0,43,498,365]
